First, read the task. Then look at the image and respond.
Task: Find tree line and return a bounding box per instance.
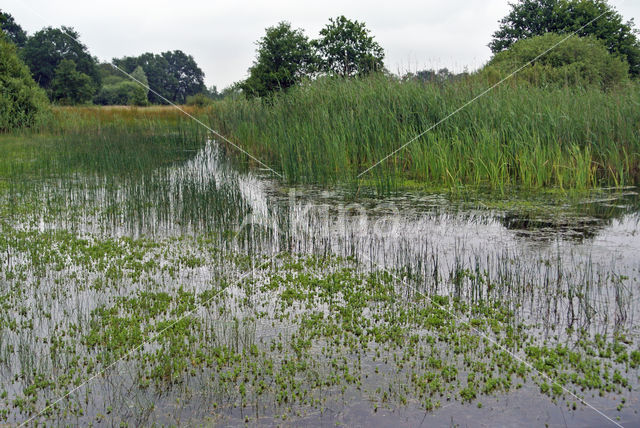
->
[241,0,639,97]
[0,12,206,106]
[1,0,639,118]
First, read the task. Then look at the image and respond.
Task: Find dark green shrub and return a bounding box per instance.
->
[0,35,49,131]
[94,81,148,106]
[51,59,96,105]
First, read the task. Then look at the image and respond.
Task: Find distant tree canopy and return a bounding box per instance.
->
[484,33,629,90]
[162,50,206,103]
[113,50,205,104]
[0,35,49,131]
[490,0,640,77]
[51,59,95,104]
[21,26,100,102]
[241,22,316,97]
[313,16,384,77]
[0,10,206,106]
[130,66,149,96]
[0,10,27,47]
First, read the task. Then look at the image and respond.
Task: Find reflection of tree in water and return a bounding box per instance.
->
[498,191,640,242]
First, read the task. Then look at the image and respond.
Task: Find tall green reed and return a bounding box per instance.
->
[205,74,640,192]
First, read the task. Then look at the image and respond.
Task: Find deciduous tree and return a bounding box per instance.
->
[484,33,628,90]
[161,50,205,104]
[93,64,148,106]
[241,22,316,97]
[113,50,204,104]
[313,16,384,77]
[22,26,100,98]
[51,59,95,104]
[0,10,27,47]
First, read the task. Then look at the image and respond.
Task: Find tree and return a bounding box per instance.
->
[220,82,243,100]
[313,16,384,77]
[97,62,121,82]
[51,59,95,104]
[22,26,100,97]
[113,50,205,104]
[0,35,48,131]
[0,10,27,47]
[205,85,221,100]
[185,85,226,106]
[484,33,628,90]
[161,50,206,104]
[241,22,316,97]
[114,53,170,103]
[489,0,640,77]
[130,66,149,96]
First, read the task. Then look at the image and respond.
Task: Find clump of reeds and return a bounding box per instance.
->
[205,74,640,191]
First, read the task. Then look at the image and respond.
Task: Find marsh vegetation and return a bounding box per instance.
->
[207,75,640,191]
[0,108,639,426]
[2,0,640,425]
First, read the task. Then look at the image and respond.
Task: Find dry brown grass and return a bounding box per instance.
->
[52,105,199,123]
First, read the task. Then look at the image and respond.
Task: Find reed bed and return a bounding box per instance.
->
[4,76,638,193]
[205,75,640,191]
[0,106,208,179]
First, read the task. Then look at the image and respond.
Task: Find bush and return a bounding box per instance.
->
[0,35,49,131]
[94,80,148,106]
[185,93,214,107]
[482,33,629,90]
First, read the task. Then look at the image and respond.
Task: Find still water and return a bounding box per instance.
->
[2,140,639,426]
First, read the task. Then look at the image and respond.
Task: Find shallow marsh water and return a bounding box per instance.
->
[1,138,639,426]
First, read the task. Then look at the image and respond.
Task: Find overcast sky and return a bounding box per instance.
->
[5,0,639,89]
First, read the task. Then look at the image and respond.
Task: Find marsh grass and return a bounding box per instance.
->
[0,106,208,179]
[205,75,640,191]
[1,104,639,425]
[0,107,251,239]
[6,77,637,193]
[46,107,208,175]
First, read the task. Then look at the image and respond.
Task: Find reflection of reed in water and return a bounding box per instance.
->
[498,190,639,241]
